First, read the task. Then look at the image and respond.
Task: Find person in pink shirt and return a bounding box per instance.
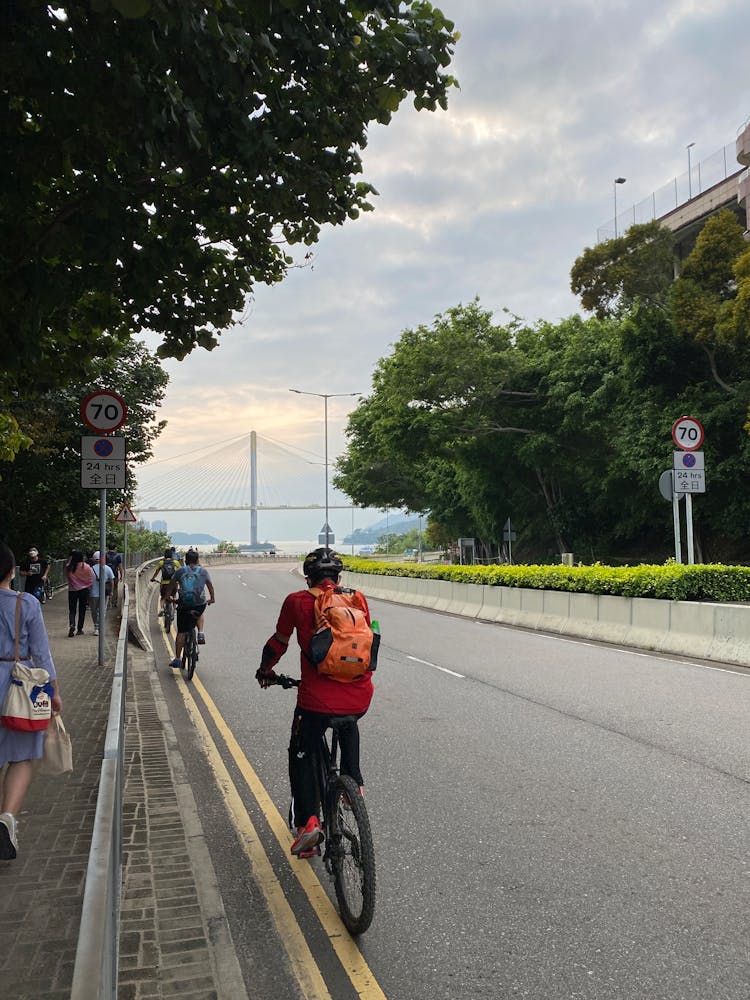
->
[65,549,94,637]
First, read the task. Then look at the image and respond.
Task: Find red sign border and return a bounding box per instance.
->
[671,415,704,451]
[81,390,128,433]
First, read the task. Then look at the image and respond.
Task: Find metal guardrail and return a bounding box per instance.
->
[597,141,741,242]
[70,583,130,1000]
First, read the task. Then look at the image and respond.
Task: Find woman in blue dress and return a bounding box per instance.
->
[0,541,62,860]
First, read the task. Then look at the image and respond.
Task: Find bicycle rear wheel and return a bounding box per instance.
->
[181,629,198,682]
[164,604,173,633]
[329,774,375,934]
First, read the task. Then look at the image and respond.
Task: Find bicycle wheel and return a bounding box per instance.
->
[329,774,376,934]
[163,604,173,633]
[181,630,198,682]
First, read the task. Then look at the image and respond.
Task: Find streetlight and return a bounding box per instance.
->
[289,388,360,548]
[686,142,695,199]
[613,177,626,238]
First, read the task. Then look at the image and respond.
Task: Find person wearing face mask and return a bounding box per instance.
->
[18,547,49,603]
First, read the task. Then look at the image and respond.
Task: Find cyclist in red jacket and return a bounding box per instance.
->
[256,548,375,858]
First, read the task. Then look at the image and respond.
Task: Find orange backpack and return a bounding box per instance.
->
[309,586,378,682]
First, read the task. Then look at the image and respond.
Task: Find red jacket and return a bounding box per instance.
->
[275,580,375,715]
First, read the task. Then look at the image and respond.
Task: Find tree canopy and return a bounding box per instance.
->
[570,221,674,320]
[2,0,458,394]
[335,293,750,564]
[0,339,168,556]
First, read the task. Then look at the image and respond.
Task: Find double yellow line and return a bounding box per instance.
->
[159,628,386,999]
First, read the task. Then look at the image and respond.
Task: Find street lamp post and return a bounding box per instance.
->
[613,177,626,238]
[289,388,360,549]
[686,142,695,199]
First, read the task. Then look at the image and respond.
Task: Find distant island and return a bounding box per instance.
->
[170,531,221,545]
[342,513,420,545]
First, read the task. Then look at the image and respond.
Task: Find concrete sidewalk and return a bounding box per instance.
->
[0,586,247,1000]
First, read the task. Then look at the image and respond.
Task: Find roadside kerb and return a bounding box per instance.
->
[708,604,750,664]
[71,585,130,999]
[454,582,486,618]
[343,571,750,669]
[658,600,716,660]
[583,593,630,645]
[538,589,570,634]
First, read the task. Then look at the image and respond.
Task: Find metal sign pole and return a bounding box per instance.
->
[672,490,682,564]
[687,493,695,564]
[99,488,107,665]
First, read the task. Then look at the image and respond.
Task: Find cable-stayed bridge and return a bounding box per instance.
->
[134,430,357,545]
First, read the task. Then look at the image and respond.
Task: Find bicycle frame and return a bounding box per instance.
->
[267,673,376,933]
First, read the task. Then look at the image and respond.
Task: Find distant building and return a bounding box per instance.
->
[152,520,168,533]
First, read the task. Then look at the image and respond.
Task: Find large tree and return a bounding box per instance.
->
[570,221,674,320]
[2,0,458,395]
[670,209,750,394]
[0,340,168,555]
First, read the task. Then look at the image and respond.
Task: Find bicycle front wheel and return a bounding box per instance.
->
[330,774,376,935]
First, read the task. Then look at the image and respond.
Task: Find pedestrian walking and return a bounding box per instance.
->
[18,547,49,603]
[65,550,94,637]
[105,540,123,608]
[89,552,114,637]
[0,541,62,860]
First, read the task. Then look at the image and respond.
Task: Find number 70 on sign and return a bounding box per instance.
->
[671,416,704,451]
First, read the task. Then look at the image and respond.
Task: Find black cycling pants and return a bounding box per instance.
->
[288,707,365,828]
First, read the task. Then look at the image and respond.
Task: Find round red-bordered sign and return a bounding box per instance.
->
[671,415,704,451]
[80,391,128,433]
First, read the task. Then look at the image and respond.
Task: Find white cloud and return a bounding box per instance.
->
[136,0,750,542]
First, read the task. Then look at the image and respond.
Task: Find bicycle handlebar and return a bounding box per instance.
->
[263,672,300,689]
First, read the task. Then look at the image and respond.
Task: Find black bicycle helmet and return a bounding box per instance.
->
[303,547,343,583]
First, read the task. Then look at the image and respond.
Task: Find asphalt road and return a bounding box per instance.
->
[152,563,750,1000]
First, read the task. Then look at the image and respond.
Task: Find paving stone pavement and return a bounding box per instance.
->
[0,587,247,999]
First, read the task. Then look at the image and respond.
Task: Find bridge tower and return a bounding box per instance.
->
[250,430,258,546]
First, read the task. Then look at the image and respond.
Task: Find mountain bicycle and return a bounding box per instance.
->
[268,673,376,935]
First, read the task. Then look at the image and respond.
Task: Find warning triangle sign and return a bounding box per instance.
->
[115,504,137,523]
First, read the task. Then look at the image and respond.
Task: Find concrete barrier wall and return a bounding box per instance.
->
[342,571,750,670]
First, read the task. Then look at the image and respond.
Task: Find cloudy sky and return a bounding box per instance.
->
[136,0,749,545]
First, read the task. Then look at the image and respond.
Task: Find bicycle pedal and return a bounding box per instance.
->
[297,844,322,860]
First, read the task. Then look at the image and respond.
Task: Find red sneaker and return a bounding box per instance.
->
[291,815,324,857]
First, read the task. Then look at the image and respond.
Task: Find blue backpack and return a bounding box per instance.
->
[179,567,205,607]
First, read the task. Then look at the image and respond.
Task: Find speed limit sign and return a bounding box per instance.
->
[80,391,128,433]
[671,415,704,451]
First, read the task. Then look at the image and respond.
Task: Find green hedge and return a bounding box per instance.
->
[341,558,750,603]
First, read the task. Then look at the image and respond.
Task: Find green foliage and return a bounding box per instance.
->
[671,210,750,394]
[215,540,241,554]
[2,1,458,387]
[342,558,750,602]
[0,414,33,468]
[335,292,750,563]
[66,516,170,560]
[0,340,168,556]
[570,222,674,319]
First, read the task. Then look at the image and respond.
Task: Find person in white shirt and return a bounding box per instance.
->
[89,551,115,637]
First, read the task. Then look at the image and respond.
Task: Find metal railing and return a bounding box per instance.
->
[597,142,741,242]
[70,583,130,999]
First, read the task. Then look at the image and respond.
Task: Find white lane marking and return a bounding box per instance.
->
[407,655,464,678]
[257,593,267,599]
